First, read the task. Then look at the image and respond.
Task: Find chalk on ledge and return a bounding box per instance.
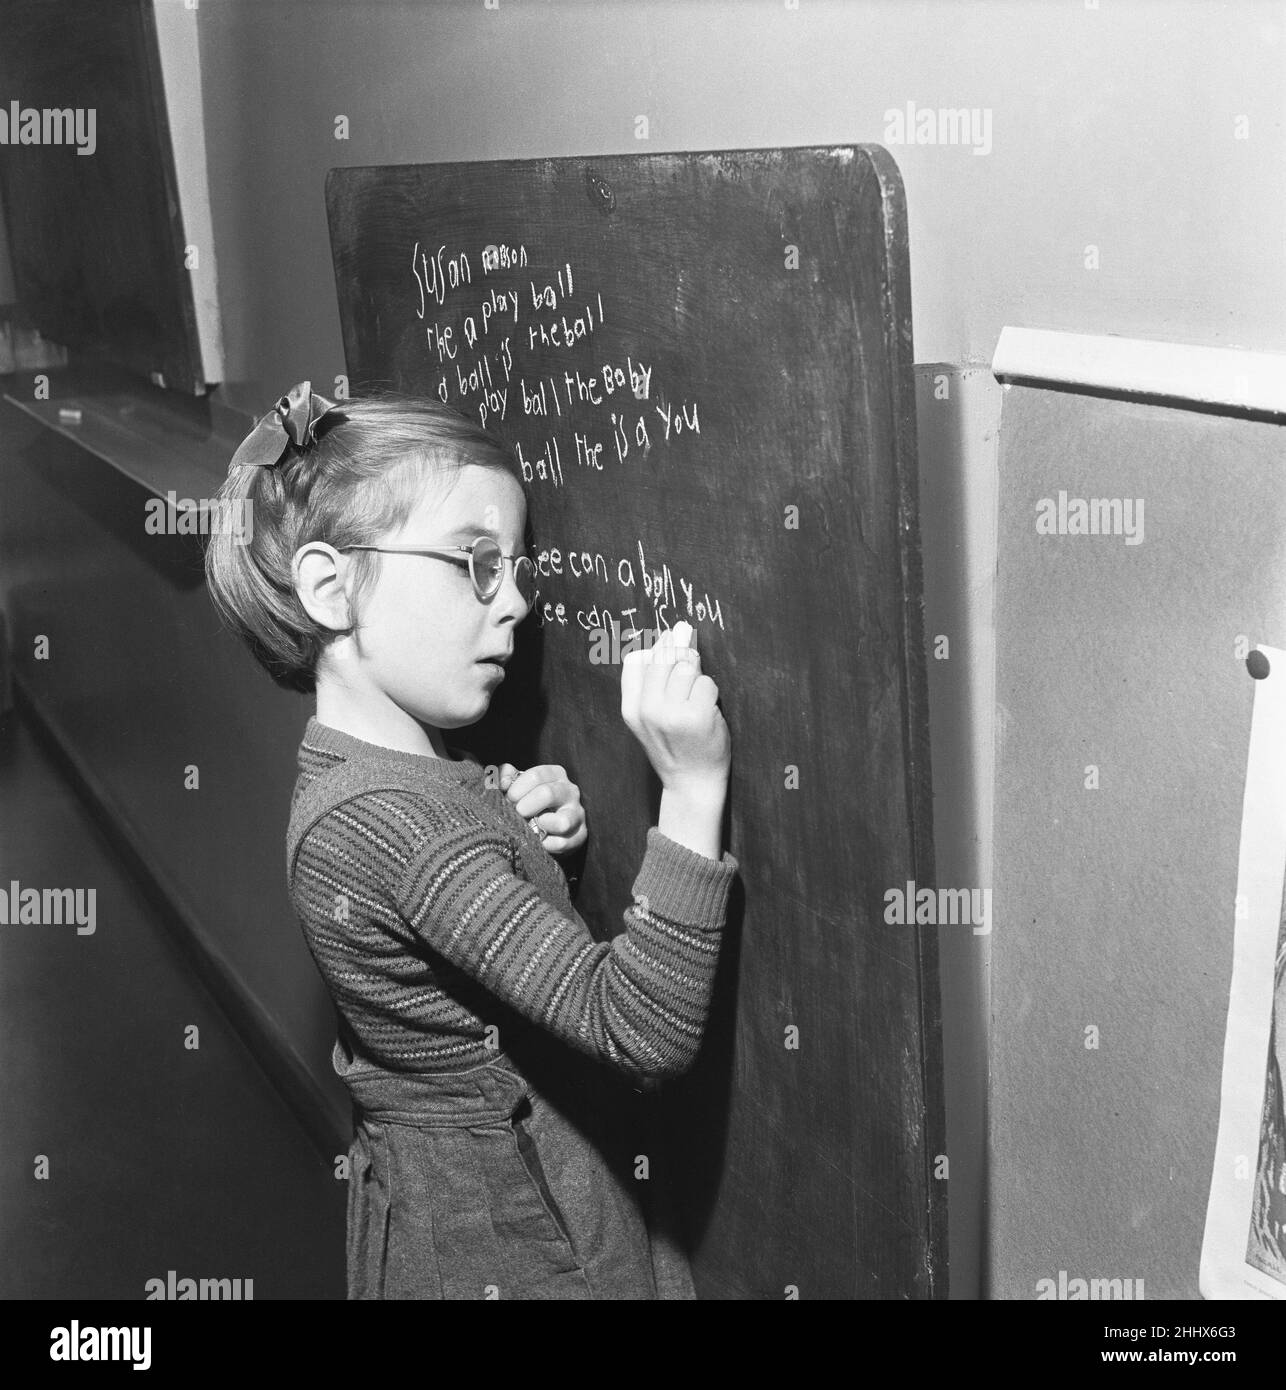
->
[57,407,83,426]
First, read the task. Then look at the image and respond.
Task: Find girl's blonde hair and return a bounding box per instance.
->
[203,392,523,693]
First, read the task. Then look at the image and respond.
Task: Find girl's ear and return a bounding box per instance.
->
[293,542,355,633]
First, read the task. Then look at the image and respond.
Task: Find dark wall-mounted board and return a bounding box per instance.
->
[0,0,204,394]
[326,144,944,1299]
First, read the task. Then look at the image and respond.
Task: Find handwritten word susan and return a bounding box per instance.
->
[412,241,472,316]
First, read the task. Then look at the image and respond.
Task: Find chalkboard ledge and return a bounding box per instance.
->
[1,362,250,504]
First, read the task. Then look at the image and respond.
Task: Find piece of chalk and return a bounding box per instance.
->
[672,620,694,647]
[57,407,83,426]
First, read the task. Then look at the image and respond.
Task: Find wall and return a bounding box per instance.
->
[991,386,1286,1299]
[188,0,1286,415]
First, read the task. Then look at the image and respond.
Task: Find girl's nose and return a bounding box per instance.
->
[497,563,531,620]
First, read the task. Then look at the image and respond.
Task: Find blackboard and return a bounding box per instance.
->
[0,0,204,394]
[326,145,944,1299]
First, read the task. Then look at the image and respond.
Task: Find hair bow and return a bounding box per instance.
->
[228,381,344,471]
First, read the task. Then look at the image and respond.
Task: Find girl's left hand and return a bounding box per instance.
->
[498,764,587,855]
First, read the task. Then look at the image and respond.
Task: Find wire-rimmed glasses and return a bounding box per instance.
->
[339,536,537,606]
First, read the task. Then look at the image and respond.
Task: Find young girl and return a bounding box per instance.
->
[204,382,737,1300]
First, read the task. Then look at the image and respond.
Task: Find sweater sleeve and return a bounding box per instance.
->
[395,801,739,1082]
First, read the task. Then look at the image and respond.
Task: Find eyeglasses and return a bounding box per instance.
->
[339,537,537,605]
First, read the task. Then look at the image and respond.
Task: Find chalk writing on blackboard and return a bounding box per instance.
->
[413,238,720,650]
[529,538,728,645]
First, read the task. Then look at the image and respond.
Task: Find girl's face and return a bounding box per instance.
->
[353,463,531,734]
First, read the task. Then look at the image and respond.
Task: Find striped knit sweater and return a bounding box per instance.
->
[287,717,739,1082]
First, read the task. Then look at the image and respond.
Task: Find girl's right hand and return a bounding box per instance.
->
[620,621,731,797]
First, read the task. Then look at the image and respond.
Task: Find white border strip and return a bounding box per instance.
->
[153,0,224,388]
[1199,646,1286,1300]
[993,327,1286,416]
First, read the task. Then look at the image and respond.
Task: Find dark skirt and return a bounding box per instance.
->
[335,1034,696,1300]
